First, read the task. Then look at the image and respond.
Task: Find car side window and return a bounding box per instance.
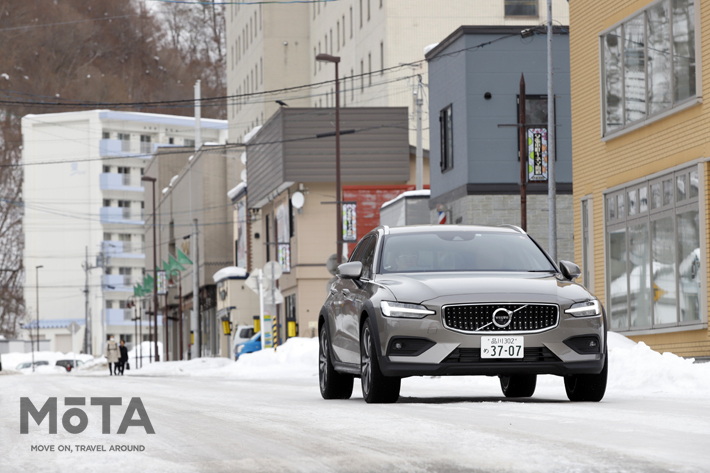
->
[359,235,378,279]
[349,236,370,262]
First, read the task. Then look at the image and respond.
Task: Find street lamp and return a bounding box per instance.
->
[315,53,344,264]
[141,175,160,362]
[33,265,43,373]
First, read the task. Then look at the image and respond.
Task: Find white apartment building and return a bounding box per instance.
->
[227,0,569,145]
[22,110,227,356]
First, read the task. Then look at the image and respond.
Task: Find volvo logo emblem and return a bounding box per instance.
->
[492,308,513,328]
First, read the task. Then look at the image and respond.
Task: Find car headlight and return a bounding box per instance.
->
[565,300,601,317]
[380,301,435,319]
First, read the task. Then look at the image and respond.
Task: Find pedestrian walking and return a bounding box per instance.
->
[105,336,119,375]
[118,340,128,375]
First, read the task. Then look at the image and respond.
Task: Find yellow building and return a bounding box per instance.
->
[570,0,708,356]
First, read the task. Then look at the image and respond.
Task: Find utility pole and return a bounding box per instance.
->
[415,74,424,191]
[519,74,527,232]
[547,0,557,262]
[194,80,201,152]
[83,247,90,354]
[193,218,201,357]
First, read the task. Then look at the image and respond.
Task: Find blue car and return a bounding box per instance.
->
[235,332,261,360]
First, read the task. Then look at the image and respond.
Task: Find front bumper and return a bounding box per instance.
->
[373,308,606,378]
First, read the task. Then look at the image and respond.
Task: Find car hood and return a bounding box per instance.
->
[374,272,592,305]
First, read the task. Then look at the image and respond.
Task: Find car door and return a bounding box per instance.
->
[339,234,378,364]
[331,236,371,363]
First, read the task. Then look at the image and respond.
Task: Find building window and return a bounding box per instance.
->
[103,199,112,207]
[605,165,702,332]
[342,15,346,45]
[103,165,111,173]
[368,0,371,20]
[360,60,364,92]
[360,0,363,28]
[104,232,112,241]
[368,53,372,86]
[600,0,696,136]
[439,105,453,172]
[504,0,538,16]
[350,7,353,38]
[102,131,110,139]
[337,22,340,51]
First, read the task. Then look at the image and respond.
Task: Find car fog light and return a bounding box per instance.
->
[395,342,403,350]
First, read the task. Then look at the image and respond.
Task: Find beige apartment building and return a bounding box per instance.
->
[227,0,570,146]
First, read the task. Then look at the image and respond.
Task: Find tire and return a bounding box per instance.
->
[319,325,354,400]
[564,353,608,402]
[360,318,400,404]
[499,374,537,398]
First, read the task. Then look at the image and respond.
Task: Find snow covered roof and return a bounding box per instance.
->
[213,266,248,283]
[21,318,85,330]
[227,182,247,202]
[381,189,430,209]
[244,125,262,143]
[424,43,439,55]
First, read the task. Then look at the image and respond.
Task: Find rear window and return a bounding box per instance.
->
[379,231,555,273]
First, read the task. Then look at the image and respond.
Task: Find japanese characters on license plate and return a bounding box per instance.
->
[481,336,524,359]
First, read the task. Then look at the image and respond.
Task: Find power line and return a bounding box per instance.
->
[0,32,519,110]
[0,15,134,32]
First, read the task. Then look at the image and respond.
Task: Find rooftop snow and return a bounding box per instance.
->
[381,189,431,209]
[213,266,248,283]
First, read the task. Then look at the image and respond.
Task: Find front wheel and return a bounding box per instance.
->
[564,354,608,402]
[319,325,353,400]
[361,318,400,404]
[499,374,537,398]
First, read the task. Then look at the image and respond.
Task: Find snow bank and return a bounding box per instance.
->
[1,350,94,372]
[127,337,317,380]
[606,332,710,396]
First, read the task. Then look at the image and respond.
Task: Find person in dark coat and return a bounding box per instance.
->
[118,340,129,375]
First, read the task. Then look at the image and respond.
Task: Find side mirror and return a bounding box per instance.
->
[337,261,363,279]
[559,260,581,280]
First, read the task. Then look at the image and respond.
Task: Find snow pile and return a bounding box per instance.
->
[78,356,108,372]
[127,337,318,379]
[1,350,94,372]
[606,332,710,396]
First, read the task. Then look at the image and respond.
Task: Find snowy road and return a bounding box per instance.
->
[1,370,709,473]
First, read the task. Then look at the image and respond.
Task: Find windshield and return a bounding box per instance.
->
[379,231,556,273]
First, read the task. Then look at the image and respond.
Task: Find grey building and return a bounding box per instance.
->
[426,26,574,262]
[144,145,241,359]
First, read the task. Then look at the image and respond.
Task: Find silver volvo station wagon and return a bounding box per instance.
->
[318,225,608,404]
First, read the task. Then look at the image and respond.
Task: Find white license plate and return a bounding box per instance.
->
[481,336,524,359]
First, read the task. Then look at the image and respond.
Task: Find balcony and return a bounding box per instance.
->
[100,207,144,225]
[106,309,156,327]
[99,173,144,192]
[99,139,164,159]
[103,274,136,292]
[101,240,145,259]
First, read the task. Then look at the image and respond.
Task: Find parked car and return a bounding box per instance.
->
[235,332,261,360]
[55,359,84,372]
[319,225,608,404]
[232,325,255,354]
[15,361,49,370]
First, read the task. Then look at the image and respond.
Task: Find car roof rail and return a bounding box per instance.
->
[499,224,526,234]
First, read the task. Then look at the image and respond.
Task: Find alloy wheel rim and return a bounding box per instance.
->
[319,330,328,392]
[361,326,371,396]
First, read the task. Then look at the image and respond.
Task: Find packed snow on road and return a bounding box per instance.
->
[1,333,709,472]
